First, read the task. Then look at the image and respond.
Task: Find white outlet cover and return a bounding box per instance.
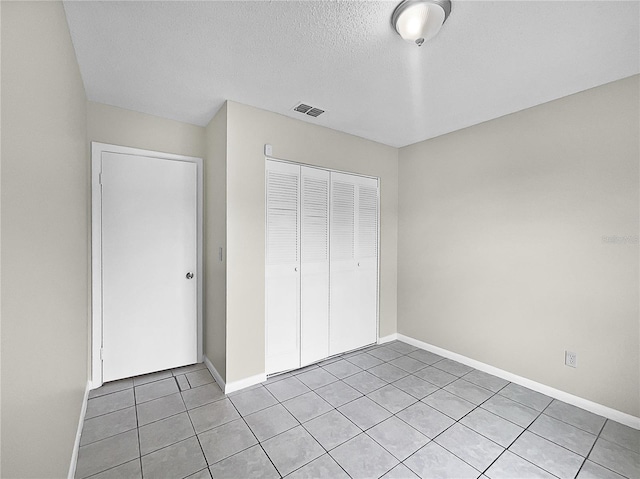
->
[565,350,577,368]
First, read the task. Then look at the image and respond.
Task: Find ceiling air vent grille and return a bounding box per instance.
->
[293,102,325,118]
[294,103,313,114]
[306,107,325,117]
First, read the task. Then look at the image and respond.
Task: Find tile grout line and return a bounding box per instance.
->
[523,424,599,458]
[400,384,552,479]
[133,380,143,478]
[573,419,607,479]
[77,407,138,448]
[537,405,608,436]
[80,458,140,479]
[103,371,216,478]
[305,355,439,475]
[354,347,548,479]
[494,385,554,416]
[419,389,501,477]
[297,410,360,463]
[84,389,136,420]
[260,356,410,476]
[500,396,585,479]
[476,405,541,477]
[291,419,353,478]
[573,419,635,479]
[227,386,289,478]
[438,375,535,473]
[477,394,542,430]
[179,376,213,478]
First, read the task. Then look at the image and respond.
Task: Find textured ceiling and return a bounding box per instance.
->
[64,1,639,148]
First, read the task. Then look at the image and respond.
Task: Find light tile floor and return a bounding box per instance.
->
[75,341,640,479]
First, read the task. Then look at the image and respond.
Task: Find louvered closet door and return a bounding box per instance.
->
[355,176,379,348]
[300,167,330,366]
[265,160,301,374]
[329,172,359,355]
[329,172,379,355]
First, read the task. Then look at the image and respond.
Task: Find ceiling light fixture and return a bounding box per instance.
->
[392,0,451,46]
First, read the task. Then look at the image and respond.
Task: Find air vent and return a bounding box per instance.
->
[292,102,325,118]
[306,107,325,117]
[294,103,313,114]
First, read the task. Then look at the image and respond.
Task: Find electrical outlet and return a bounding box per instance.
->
[565,350,577,368]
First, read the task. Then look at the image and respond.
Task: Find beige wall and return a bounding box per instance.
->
[398,76,640,416]
[87,101,206,159]
[204,104,227,380]
[1,2,89,477]
[225,101,398,383]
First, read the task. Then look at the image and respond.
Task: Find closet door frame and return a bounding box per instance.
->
[265,156,380,375]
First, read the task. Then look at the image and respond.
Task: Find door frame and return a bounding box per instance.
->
[91,142,204,388]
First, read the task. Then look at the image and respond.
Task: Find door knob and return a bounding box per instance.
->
[186,272,194,279]
[294,267,298,272]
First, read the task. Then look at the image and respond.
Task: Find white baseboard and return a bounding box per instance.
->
[203,355,265,394]
[225,373,267,394]
[203,355,226,393]
[378,333,398,344]
[68,380,92,479]
[397,334,640,430]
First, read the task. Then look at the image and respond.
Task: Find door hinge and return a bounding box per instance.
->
[100,348,104,361]
[99,172,102,185]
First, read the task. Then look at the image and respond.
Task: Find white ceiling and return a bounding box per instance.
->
[64,1,639,148]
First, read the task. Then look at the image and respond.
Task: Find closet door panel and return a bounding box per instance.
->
[329,173,359,355]
[300,167,330,366]
[356,179,379,347]
[329,173,379,355]
[265,161,301,374]
[265,272,300,372]
[329,263,359,355]
[266,160,379,374]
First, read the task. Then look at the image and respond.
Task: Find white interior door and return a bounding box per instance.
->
[101,152,198,382]
[300,166,330,366]
[265,160,301,374]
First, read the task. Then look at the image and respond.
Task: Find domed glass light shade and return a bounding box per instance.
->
[392,0,452,46]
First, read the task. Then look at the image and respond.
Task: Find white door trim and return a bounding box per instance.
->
[91,142,204,388]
